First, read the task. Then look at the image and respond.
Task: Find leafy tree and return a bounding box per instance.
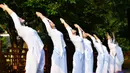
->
[0,0,129,51]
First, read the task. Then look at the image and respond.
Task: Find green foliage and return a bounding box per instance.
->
[0,25,4,33]
[0,0,129,51]
[0,37,8,52]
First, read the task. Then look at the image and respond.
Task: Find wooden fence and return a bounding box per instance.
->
[0,47,27,73]
[0,40,50,73]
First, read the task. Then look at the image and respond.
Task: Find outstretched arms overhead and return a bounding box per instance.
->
[36,11,56,34]
[106,32,112,40]
[36,12,46,20]
[0,3,13,15]
[60,18,70,28]
[0,3,23,31]
[93,34,101,43]
[74,24,83,32]
[60,18,76,37]
[112,32,116,43]
[74,24,83,37]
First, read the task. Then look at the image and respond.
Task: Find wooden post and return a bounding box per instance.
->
[0,40,2,56]
[0,40,2,73]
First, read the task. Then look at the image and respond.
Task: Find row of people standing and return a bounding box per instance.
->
[0,3,124,73]
[60,18,124,73]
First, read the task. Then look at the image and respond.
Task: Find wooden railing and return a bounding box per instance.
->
[1,47,27,73]
[0,42,50,73]
[1,40,130,73]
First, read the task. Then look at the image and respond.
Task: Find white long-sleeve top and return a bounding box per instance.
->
[84,39,93,53]
[90,36,104,55]
[108,39,117,58]
[115,44,124,65]
[102,45,109,73]
[83,38,93,59]
[102,45,109,62]
[78,27,93,57]
[10,12,44,63]
[66,26,85,54]
[108,39,124,71]
[42,18,66,56]
[115,43,124,71]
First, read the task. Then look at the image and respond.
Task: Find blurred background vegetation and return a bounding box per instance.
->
[0,0,130,72]
[0,0,130,51]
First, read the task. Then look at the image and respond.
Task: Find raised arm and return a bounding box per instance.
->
[86,33,96,43]
[112,32,124,65]
[93,34,102,43]
[88,33,104,54]
[74,24,83,38]
[60,18,73,37]
[106,32,113,45]
[0,4,13,15]
[106,32,117,58]
[0,4,22,31]
[36,12,53,34]
[60,18,70,28]
[112,32,116,43]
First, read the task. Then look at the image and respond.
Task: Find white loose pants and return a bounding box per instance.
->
[72,51,85,73]
[25,50,45,73]
[85,52,93,73]
[50,48,67,73]
[96,54,105,73]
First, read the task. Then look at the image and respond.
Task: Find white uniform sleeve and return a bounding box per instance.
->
[91,36,104,54]
[108,39,113,50]
[108,39,117,58]
[59,38,65,57]
[90,36,96,44]
[66,26,73,39]
[42,18,52,35]
[103,45,109,62]
[108,39,112,45]
[112,38,116,43]
[10,12,22,31]
[115,45,124,65]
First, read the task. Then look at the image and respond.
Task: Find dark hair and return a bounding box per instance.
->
[21,21,28,26]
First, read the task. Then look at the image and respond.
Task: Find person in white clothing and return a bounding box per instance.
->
[87,33,109,73]
[101,43,110,73]
[107,32,124,73]
[87,33,105,73]
[74,24,93,73]
[60,18,85,73]
[107,32,116,73]
[112,32,124,73]
[0,4,45,73]
[36,12,67,73]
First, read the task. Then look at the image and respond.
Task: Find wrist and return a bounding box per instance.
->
[39,15,43,19]
[2,5,8,11]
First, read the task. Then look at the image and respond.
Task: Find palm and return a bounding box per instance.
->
[74,24,79,28]
[60,18,65,24]
[36,12,41,17]
[0,4,4,8]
